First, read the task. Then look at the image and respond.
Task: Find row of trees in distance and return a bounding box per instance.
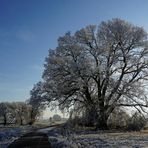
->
[0,102,41,126]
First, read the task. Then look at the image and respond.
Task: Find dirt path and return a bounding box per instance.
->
[7,124,63,148]
[8,131,52,148]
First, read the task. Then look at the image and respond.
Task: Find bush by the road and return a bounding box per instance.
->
[126,112,147,131]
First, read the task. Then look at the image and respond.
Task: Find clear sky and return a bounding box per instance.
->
[0,0,148,102]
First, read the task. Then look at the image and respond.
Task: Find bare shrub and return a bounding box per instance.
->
[107,108,130,129]
[126,112,147,131]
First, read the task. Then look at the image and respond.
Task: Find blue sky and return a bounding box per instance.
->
[0,0,148,102]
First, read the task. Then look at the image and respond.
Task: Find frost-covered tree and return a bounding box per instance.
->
[10,102,29,125]
[42,19,148,129]
[0,102,13,125]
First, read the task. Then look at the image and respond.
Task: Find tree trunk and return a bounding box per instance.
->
[96,117,108,129]
[4,114,7,126]
[85,107,98,127]
[96,111,109,130]
[20,117,23,125]
[96,96,109,129]
[29,110,35,125]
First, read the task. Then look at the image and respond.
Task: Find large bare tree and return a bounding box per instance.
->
[42,19,148,129]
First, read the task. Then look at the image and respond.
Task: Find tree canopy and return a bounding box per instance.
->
[31,18,148,129]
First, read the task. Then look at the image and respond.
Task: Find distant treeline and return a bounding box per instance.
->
[0,102,40,126]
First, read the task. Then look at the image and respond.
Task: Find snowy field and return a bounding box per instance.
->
[0,127,22,148]
[61,131,148,148]
[39,125,148,148]
[1,125,148,147]
[0,125,40,148]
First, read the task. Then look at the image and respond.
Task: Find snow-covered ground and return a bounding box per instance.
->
[2,125,148,148]
[0,125,37,148]
[62,132,148,148]
[0,127,24,147]
[42,126,148,148]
